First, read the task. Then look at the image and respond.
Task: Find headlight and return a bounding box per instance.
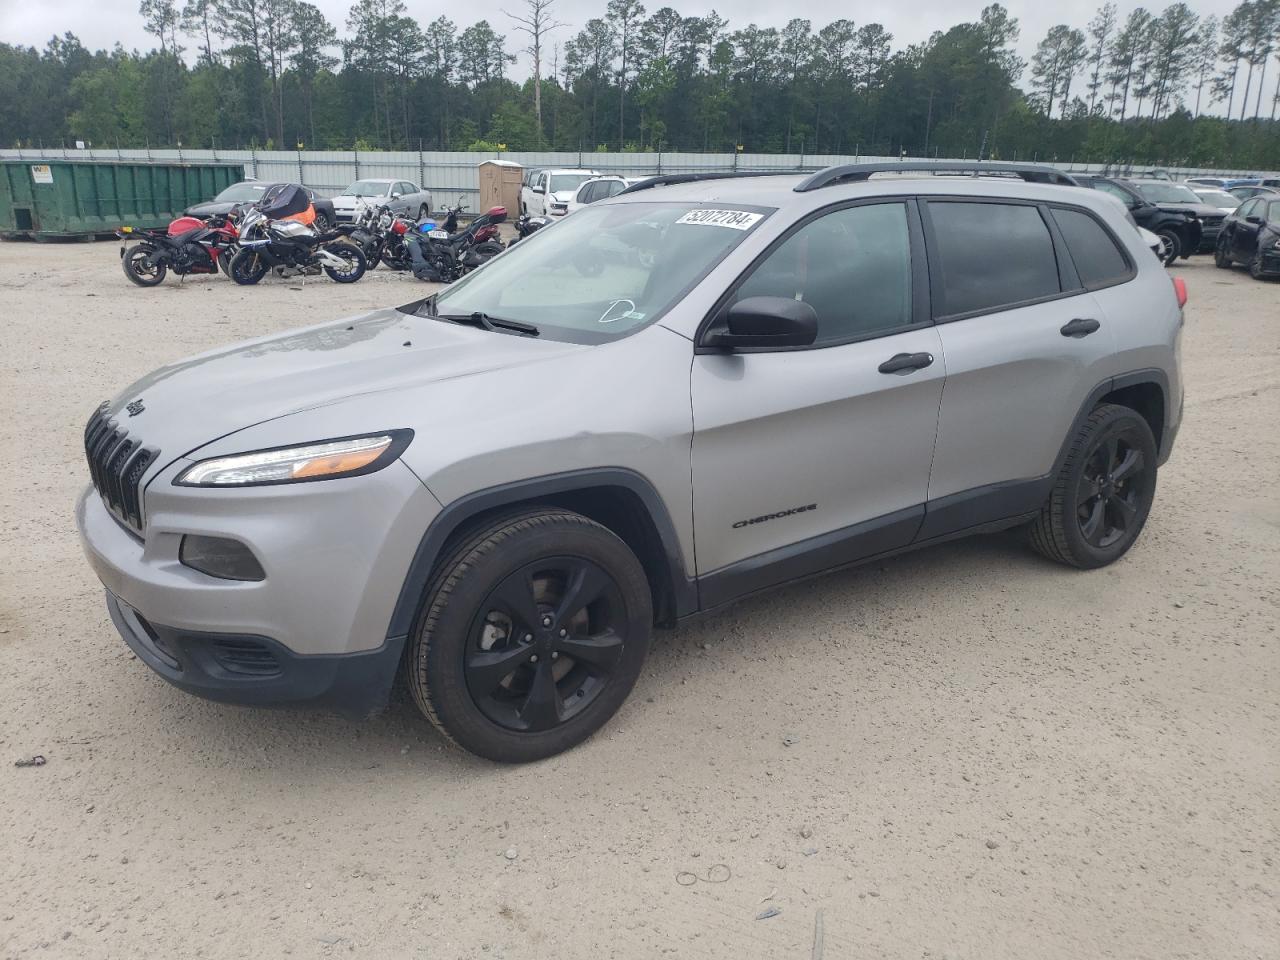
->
[175,431,412,487]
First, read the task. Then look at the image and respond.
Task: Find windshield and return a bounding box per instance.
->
[1136,182,1203,204]
[550,174,594,193]
[429,202,771,342]
[345,180,390,197]
[215,182,268,202]
[1194,189,1240,209]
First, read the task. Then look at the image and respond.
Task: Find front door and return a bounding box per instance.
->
[690,200,944,605]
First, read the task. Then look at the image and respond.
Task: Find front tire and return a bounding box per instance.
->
[1214,236,1233,269]
[121,244,166,286]
[1156,229,1181,266]
[229,248,269,285]
[1249,249,1268,280]
[1029,404,1157,569]
[407,509,653,762]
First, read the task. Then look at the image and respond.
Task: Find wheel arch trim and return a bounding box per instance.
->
[385,467,697,640]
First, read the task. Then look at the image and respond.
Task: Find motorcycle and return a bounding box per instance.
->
[407,201,508,283]
[117,212,240,287]
[509,213,551,245]
[334,199,416,272]
[228,184,367,285]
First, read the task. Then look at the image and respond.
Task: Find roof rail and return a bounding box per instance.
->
[794,161,1079,192]
[617,171,789,195]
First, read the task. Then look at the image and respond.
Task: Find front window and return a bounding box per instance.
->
[550,174,593,194]
[345,180,390,197]
[1135,182,1203,204]
[215,182,268,202]
[426,202,771,343]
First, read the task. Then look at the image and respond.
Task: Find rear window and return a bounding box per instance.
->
[1051,207,1132,290]
[928,202,1061,316]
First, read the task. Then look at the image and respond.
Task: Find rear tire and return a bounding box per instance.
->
[121,244,166,286]
[229,248,269,285]
[407,508,652,762]
[322,243,366,283]
[1029,404,1157,570]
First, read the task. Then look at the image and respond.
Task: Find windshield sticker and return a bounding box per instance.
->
[676,209,763,230]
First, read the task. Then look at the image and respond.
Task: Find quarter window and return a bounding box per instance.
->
[734,203,914,345]
[1050,207,1131,289]
[929,201,1061,316]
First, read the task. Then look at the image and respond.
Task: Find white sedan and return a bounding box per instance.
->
[331,178,433,222]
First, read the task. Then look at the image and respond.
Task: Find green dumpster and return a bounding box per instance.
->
[0,160,244,240]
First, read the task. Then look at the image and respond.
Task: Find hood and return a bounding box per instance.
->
[1155,201,1226,219]
[184,200,237,217]
[102,305,586,470]
[333,194,381,207]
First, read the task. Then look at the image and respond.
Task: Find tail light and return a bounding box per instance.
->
[1172,276,1188,308]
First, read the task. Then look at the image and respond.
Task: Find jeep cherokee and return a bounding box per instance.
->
[77,162,1185,762]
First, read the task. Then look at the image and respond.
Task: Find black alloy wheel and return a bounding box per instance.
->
[1029,403,1158,569]
[465,557,628,733]
[408,508,652,762]
[121,244,166,286]
[1075,432,1150,550]
[312,210,331,232]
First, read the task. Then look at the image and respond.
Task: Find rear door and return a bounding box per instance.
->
[691,199,944,601]
[919,198,1121,537]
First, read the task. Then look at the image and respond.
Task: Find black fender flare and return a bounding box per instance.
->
[385,467,698,642]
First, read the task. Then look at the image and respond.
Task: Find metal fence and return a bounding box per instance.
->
[1,147,1273,200]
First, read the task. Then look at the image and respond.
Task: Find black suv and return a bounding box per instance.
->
[1216,195,1280,279]
[1074,176,1203,263]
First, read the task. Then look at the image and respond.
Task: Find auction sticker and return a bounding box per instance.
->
[677,208,762,230]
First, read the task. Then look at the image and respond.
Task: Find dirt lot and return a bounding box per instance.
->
[0,241,1277,960]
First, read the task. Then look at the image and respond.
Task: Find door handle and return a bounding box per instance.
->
[878,352,935,375]
[1060,318,1101,338]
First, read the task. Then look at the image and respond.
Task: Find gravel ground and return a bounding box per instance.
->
[0,242,1277,960]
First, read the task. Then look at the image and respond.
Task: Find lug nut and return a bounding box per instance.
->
[551,652,559,660]
[558,628,567,637]
[523,633,533,643]
[541,615,553,627]
[530,654,538,663]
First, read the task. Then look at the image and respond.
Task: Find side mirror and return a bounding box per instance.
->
[535,185,546,194]
[703,297,819,350]
[391,192,402,200]
[1246,214,1265,225]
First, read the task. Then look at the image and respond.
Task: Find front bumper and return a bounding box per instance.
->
[77,457,440,711]
[105,590,402,714]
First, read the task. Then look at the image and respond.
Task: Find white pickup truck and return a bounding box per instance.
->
[520,169,599,217]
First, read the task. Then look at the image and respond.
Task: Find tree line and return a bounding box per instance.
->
[0,0,1277,168]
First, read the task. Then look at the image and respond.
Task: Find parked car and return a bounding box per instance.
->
[520,169,599,217]
[1074,175,1202,262]
[564,176,640,215]
[1190,187,1241,211]
[331,179,433,223]
[185,181,338,232]
[1128,179,1229,253]
[77,162,1184,762]
[1185,176,1260,190]
[1228,184,1280,202]
[1214,195,1280,279]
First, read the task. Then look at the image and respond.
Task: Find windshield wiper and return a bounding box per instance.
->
[435,310,540,337]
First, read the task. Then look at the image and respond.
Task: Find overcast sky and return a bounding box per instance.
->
[1,0,1244,81]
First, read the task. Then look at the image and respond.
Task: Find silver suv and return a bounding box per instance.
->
[77,162,1185,762]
